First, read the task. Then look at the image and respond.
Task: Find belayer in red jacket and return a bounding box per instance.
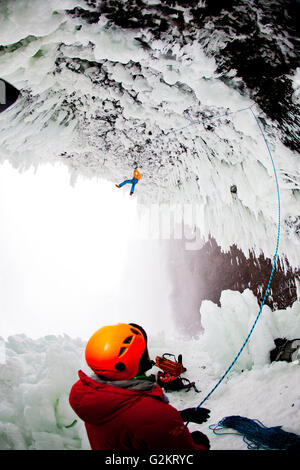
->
[69,323,210,451]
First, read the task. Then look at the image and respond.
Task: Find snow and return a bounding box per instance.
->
[0,333,89,450]
[0,289,300,450]
[201,289,300,374]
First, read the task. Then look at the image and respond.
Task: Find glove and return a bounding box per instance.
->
[191,431,210,450]
[180,407,210,424]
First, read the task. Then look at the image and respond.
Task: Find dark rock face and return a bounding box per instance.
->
[212,1,300,152]
[167,236,299,336]
[67,0,300,153]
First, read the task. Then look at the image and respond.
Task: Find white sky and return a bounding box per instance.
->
[0,161,140,339]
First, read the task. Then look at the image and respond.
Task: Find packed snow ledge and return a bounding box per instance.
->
[1,289,300,450]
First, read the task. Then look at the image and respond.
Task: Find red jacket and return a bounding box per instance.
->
[69,370,207,451]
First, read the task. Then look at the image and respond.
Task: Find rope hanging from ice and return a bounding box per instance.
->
[145,104,281,409]
[194,106,281,409]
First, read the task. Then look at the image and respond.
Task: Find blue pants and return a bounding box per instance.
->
[119,178,138,193]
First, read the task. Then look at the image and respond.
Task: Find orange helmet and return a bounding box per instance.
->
[85,323,149,380]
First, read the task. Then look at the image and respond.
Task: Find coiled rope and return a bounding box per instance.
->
[209,415,300,450]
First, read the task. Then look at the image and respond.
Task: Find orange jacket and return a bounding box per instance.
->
[133,169,141,181]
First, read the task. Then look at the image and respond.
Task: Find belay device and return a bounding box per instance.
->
[155,353,200,393]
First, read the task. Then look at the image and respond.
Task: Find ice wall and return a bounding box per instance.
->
[0,0,299,267]
[200,289,300,374]
[0,334,89,450]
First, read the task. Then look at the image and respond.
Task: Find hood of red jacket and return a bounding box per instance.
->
[69,370,166,426]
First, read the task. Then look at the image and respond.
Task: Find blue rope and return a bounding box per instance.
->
[209,416,300,450]
[137,104,281,408]
[194,107,281,409]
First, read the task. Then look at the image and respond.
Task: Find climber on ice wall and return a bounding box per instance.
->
[116,166,141,195]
